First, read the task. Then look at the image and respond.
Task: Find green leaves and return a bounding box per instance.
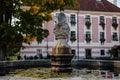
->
[36,28,49,43]
[0,0,78,54]
[0,23,23,53]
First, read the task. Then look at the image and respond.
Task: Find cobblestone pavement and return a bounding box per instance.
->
[0,76,120,80]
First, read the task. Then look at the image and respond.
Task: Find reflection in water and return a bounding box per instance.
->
[0,66,34,76]
[72,60,120,78]
[71,69,119,79]
[0,67,17,76]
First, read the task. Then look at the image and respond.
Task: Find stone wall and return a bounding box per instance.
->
[0,59,120,69]
[72,59,120,73]
[0,59,120,74]
[0,60,51,68]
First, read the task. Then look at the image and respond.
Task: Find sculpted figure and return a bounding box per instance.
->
[51,13,73,73]
[54,13,70,40]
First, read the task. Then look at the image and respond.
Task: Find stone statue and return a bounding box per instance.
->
[54,13,70,40]
[53,13,70,48]
[51,12,73,73]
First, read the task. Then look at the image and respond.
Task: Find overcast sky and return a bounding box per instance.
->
[117,0,120,7]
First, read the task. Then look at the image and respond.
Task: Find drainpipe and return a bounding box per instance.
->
[46,38,49,57]
[77,9,80,59]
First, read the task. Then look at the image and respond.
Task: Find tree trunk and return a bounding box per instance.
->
[0,44,6,61]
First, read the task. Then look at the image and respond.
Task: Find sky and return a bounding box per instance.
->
[117,0,120,7]
[108,0,120,7]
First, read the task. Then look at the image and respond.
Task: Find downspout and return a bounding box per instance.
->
[46,37,49,57]
[77,9,80,59]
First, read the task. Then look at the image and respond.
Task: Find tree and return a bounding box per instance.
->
[108,45,119,58]
[0,0,78,60]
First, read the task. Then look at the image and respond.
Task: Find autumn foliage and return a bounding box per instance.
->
[0,0,78,60]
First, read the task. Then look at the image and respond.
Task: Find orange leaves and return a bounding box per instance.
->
[21,0,78,15]
[23,34,35,43]
[29,5,39,15]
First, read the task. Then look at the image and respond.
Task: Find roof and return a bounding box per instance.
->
[73,0,120,12]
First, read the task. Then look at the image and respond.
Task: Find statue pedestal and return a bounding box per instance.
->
[51,39,74,73]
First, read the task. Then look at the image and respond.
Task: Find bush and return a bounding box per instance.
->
[29,56,34,60]
[34,56,38,59]
[46,54,50,59]
[38,54,43,59]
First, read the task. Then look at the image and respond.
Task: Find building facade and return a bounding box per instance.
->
[21,0,120,59]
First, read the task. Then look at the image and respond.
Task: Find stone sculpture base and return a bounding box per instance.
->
[51,46,74,73]
[51,54,74,72]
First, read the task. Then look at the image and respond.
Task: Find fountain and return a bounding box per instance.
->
[50,13,74,73]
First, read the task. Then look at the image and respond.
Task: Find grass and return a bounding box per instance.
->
[6,67,70,79]
[9,56,18,60]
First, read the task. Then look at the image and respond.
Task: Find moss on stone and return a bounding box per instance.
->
[6,67,70,79]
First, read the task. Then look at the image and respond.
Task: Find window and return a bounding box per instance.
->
[100,32,105,39]
[99,16,105,30]
[71,31,76,38]
[85,15,91,29]
[85,32,91,39]
[85,32,91,43]
[37,49,42,59]
[112,17,118,30]
[70,14,76,22]
[85,15,90,22]
[70,31,76,42]
[112,17,117,23]
[85,49,92,59]
[100,50,105,55]
[112,32,118,41]
[100,32,105,44]
[70,14,76,25]
[100,16,104,23]
[37,49,42,54]
[72,49,76,55]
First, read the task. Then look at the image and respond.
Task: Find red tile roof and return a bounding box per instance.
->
[75,0,120,12]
